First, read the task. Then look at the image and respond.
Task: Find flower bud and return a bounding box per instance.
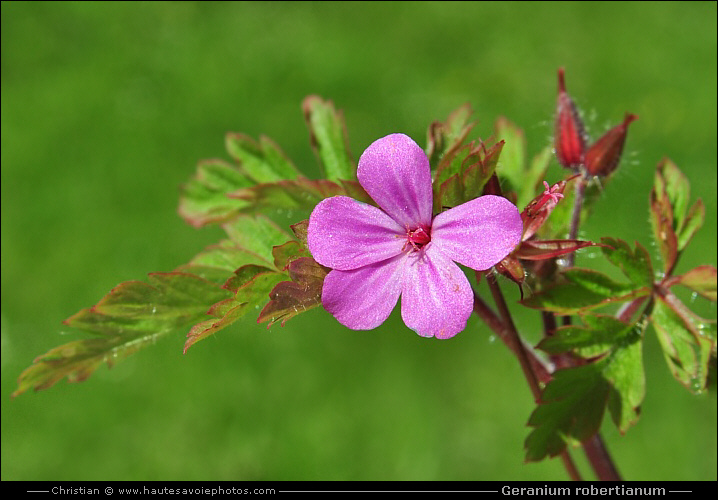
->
[554,68,587,170]
[585,113,638,177]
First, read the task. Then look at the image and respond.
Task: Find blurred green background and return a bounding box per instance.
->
[2,1,716,481]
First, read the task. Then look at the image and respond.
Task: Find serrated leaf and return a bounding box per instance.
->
[257,257,330,327]
[538,314,638,356]
[221,214,293,266]
[651,291,714,393]
[302,95,355,181]
[14,272,232,396]
[225,133,300,183]
[178,159,253,228]
[434,142,474,194]
[525,362,610,461]
[462,140,504,201]
[600,237,654,288]
[526,315,645,461]
[229,177,347,216]
[673,265,717,301]
[224,264,276,291]
[437,173,464,212]
[183,270,286,353]
[426,104,474,170]
[521,268,650,314]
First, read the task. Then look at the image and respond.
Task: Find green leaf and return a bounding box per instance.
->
[221,214,293,267]
[521,268,650,314]
[676,199,705,251]
[425,104,474,171]
[302,95,355,181]
[432,139,504,212]
[651,291,715,393]
[538,314,638,356]
[525,362,610,461]
[673,265,717,301]
[178,159,253,228]
[225,133,300,183]
[14,272,232,396]
[600,237,654,288]
[257,257,330,327]
[229,177,347,216]
[655,158,690,230]
[462,140,504,200]
[526,315,646,460]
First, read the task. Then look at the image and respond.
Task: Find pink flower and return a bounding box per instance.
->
[307,134,523,339]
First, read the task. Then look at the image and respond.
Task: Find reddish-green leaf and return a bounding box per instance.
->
[178,159,253,228]
[515,239,596,261]
[426,103,474,171]
[257,257,330,327]
[302,95,355,181]
[183,270,286,353]
[676,198,705,251]
[14,272,232,396]
[649,185,678,274]
[651,291,715,393]
[672,265,717,301]
[229,177,346,215]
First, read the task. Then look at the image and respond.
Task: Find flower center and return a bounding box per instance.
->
[406,225,431,252]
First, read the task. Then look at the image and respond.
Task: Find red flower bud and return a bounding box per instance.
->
[555,68,587,170]
[585,113,638,177]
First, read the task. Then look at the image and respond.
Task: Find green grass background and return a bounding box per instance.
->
[2,1,716,481]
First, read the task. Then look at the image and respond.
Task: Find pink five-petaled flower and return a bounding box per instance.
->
[307,133,523,339]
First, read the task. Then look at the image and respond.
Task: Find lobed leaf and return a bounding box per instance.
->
[183,270,286,353]
[425,103,474,171]
[257,257,330,327]
[521,268,650,314]
[302,95,355,181]
[600,237,654,288]
[178,159,253,228]
[14,272,232,396]
[526,314,646,461]
[672,265,717,301]
[225,133,300,183]
[228,177,347,216]
[651,291,715,393]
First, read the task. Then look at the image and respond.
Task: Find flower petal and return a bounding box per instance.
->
[400,247,473,339]
[431,195,522,271]
[308,196,405,271]
[321,254,406,330]
[357,133,433,228]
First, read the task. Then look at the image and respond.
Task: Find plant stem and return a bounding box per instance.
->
[472,289,552,384]
[477,276,582,481]
[486,272,541,402]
